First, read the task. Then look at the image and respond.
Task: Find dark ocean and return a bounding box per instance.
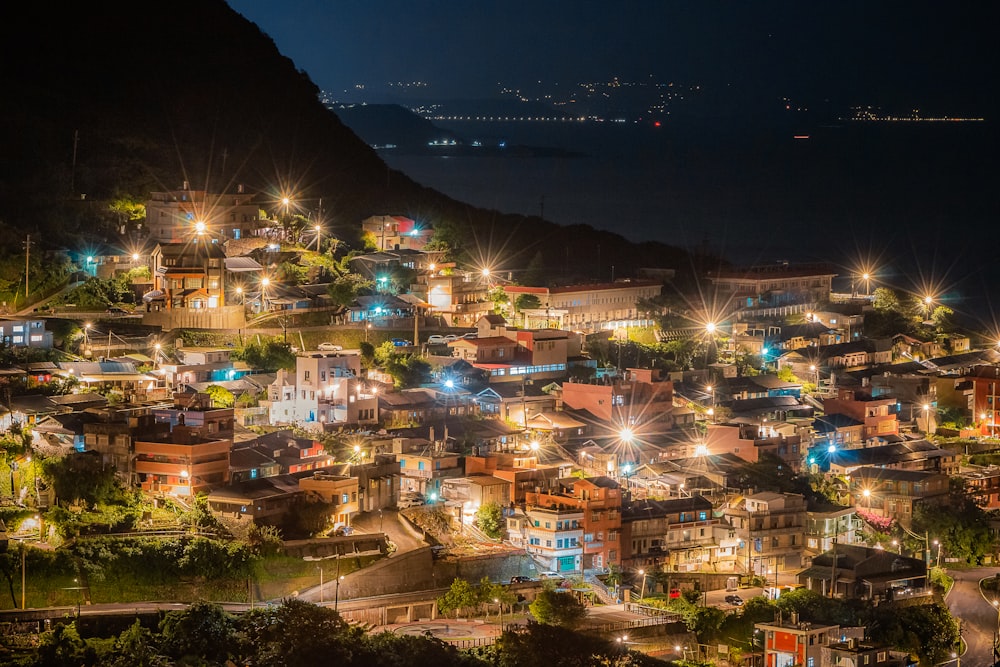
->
[382,118,1000,329]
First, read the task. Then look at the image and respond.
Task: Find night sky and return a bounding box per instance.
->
[230,1,996,113]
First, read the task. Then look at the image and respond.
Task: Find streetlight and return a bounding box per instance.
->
[638,569,647,600]
[334,574,345,612]
[493,597,503,629]
[862,272,871,296]
[616,634,628,654]
[934,539,943,568]
[314,224,322,251]
[317,565,324,603]
[260,277,270,313]
[923,295,933,321]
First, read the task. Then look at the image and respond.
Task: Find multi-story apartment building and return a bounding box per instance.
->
[507,505,584,573]
[415,268,493,327]
[133,425,230,496]
[707,262,837,310]
[351,454,401,512]
[145,184,265,243]
[396,449,463,499]
[620,496,723,572]
[726,492,807,575]
[804,502,859,561]
[465,452,570,503]
[525,476,622,571]
[262,352,378,428]
[503,279,662,333]
[0,318,53,349]
[849,467,949,529]
[147,241,227,311]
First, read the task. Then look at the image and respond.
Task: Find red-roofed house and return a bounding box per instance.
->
[361,215,433,251]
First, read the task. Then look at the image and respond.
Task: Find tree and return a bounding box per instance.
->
[438,577,477,619]
[872,287,901,313]
[236,598,362,667]
[528,586,587,628]
[474,501,504,539]
[41,450,122,506]
[326,273,373,308]
[514,293,541,313]
[159,601,237,663]
[204,384,235,408]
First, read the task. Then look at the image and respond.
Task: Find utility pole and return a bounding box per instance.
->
[70,130,79,194]
[829,519,839,598]
[23,235,31,300]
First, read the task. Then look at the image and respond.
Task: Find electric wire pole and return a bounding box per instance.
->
[24,235,31,301]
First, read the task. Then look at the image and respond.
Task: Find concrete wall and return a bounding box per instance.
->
[142,305,245,330]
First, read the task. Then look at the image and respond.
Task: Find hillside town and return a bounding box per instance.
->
[1,183,995,666]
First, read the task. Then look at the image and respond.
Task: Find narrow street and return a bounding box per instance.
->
[946,567,999,667]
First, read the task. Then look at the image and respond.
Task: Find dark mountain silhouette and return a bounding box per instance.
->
[0,0,701,284]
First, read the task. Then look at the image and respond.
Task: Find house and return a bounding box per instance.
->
[205,474,302,525]
[507,505,584,573]
[299,470,360,528]
[396,447,464,499]
[448,333,570,385]
[848,467,949,529]
[525,476,622,571]
[620,496,725,572]
[147,241,227,311]
[252,430,336,474]
[804,502,859,561]
[441,475,511,514]
[815,340,893,369]
[133,425,231,496]
[464,452,569,503]
[822,638,911,667]
[378,385,478,429]
[797,544,928,601]
[725,492,807,575]
[562,368,677,432]
[765,321,840,352]
[503,279,662,333]
[0,318,53,348]
[474,382,557,424]
[262,352,378,429]
[145,183,266,243]
[413,266,494,327]
[755,613,841,667]
[351,454,401,512]
[152,392,235,440]
[707,262,838,309]
[361,215,433,251]
[822,387,899,439]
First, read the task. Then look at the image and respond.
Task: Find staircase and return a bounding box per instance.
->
[584,572,618,605]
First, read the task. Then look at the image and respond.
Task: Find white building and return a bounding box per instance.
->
[263,351,378,429]
[508,506,585,573]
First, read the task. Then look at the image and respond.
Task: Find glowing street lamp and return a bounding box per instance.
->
[923,295,933,321]
[638,569,648,600]
[314,224,322,251]
[619,428,634,444]
[862,272,872,295]
[195,220,206,236]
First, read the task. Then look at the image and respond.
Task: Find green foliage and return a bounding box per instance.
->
[913,477,993,564]
[474,501,504,539]
[41,451,123,506]
[528,586,587,628]
[238,597,362,666]
[326,272,373,308]
[514,293,541,312]
[159,600,237,663]
[203,384,235,408]
[438,577,478,618]
[871,287,901,313]
[233,338,297,371]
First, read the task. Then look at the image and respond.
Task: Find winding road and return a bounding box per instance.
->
[946,567,1000,667]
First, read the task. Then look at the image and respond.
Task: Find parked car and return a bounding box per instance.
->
[106,306,128,315]
[391,338,412,347]
[539,571,564,581]
[427,335,447,345]
[317,342,342,351]
[461,332,478,339]
[443,334,460,342]
[397,496,425,509]
[725,594,744,606]
[510,575,533,584]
